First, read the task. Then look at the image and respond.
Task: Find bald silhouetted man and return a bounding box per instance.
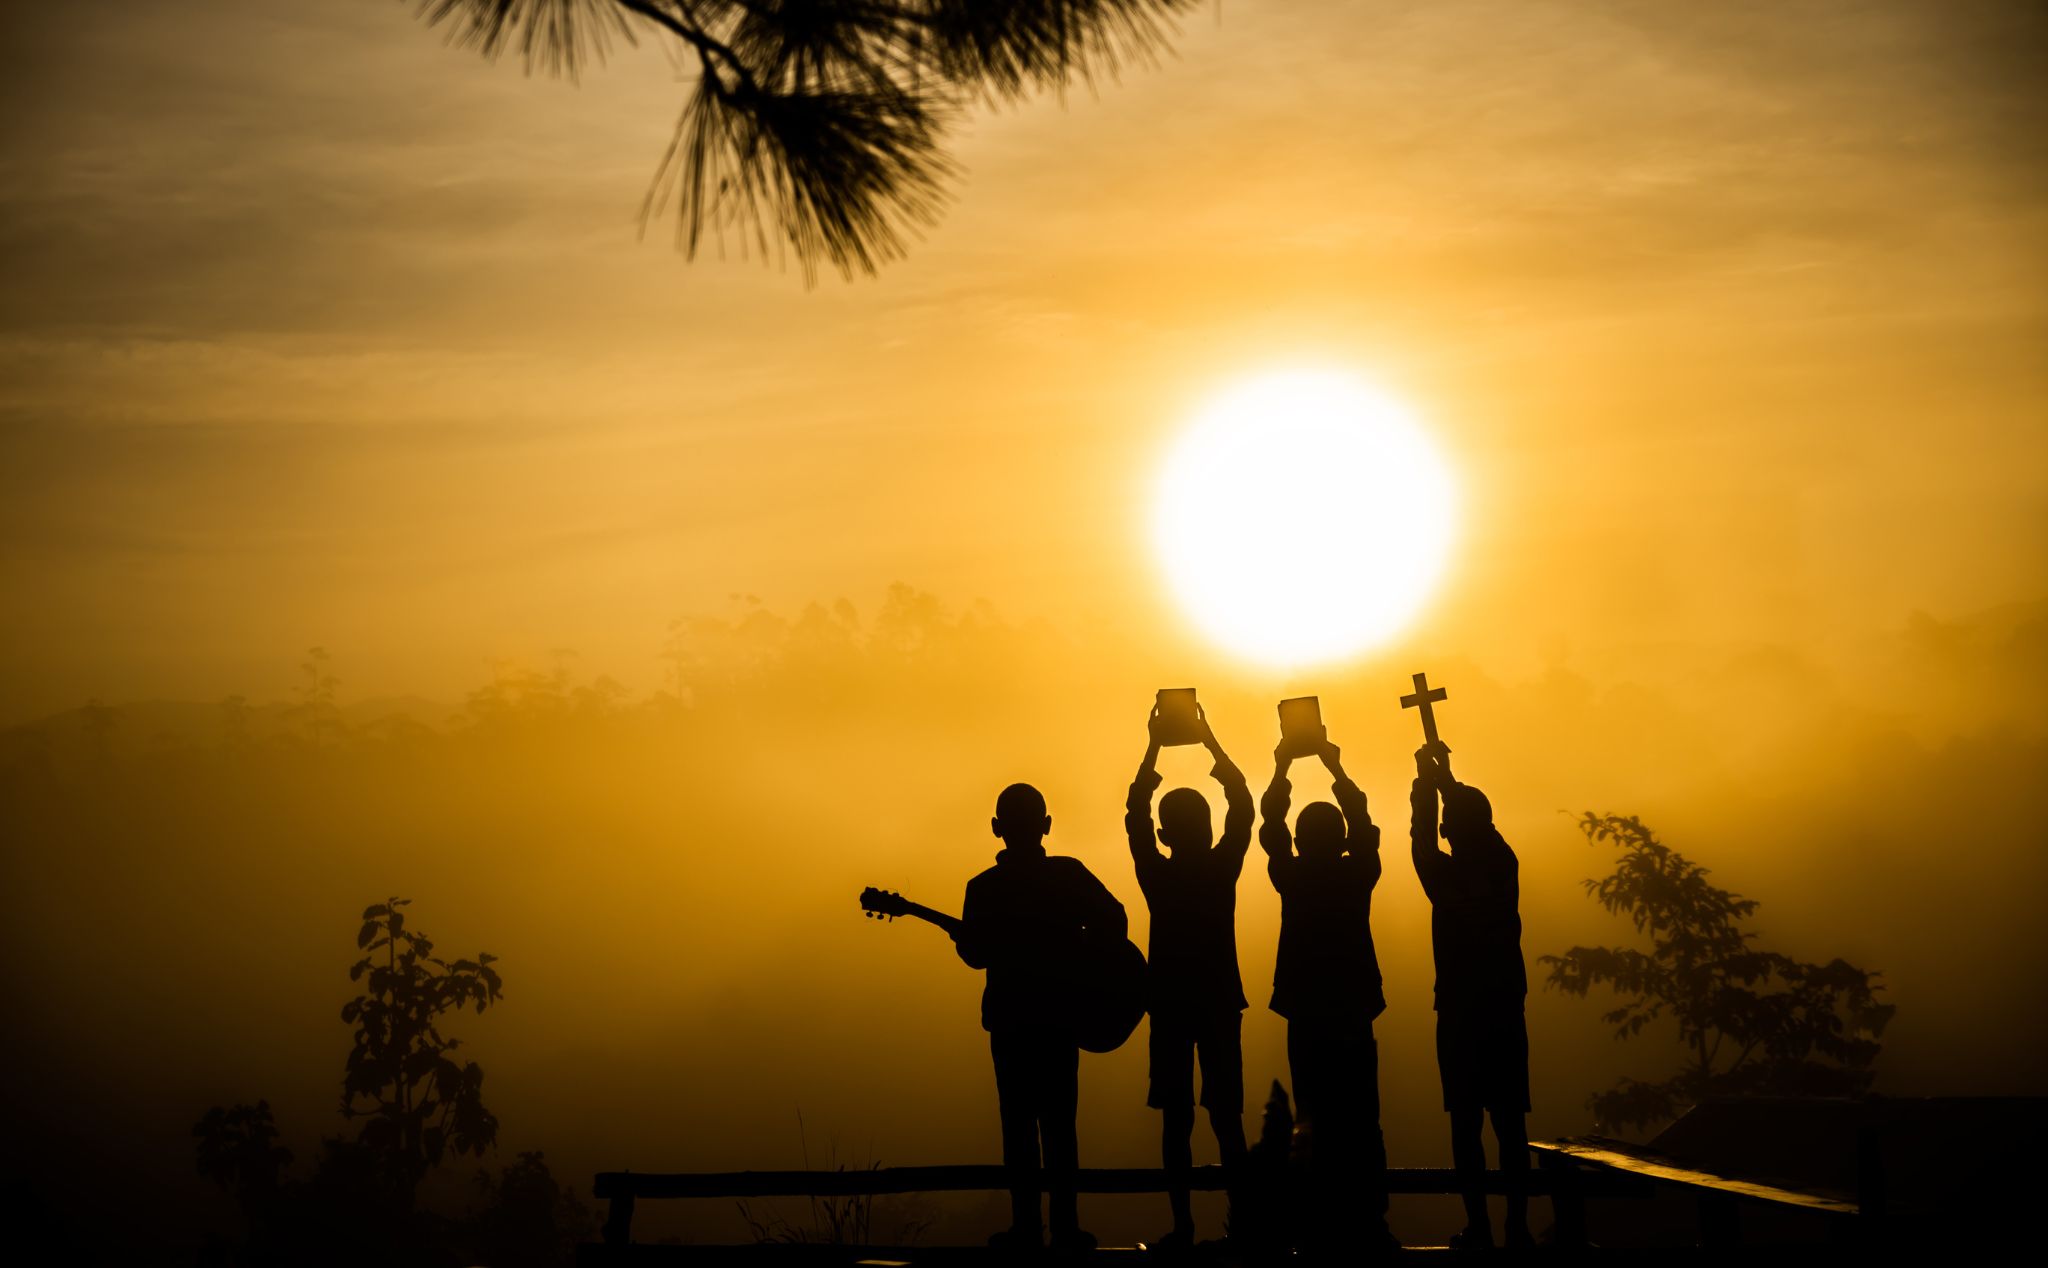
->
[954,782,1126,1253]
[1411,743,1531,1250]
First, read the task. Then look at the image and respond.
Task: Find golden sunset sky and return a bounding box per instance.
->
[2,0,2042,716]
[2,0,2045,1249]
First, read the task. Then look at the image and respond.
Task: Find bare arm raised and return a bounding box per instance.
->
[1322,740,1382,887]
[1260,744,1296,893]
[1410,742,1452,901]
[1201,706,1254,868]
[1126,706,1166,870]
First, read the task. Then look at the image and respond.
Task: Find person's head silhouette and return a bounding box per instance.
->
[992,782,1051,850]
[1439,782,1494,853]
[1155,787,1214,855]
[1294,801,1346,860]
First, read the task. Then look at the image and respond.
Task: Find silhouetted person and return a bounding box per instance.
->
[1259,739,1396,1252]
[1126,703,1252,1248]
[1410,743,1531,1249]
[953,782,1127,1253]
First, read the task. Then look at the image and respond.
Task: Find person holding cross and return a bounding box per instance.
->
[1404,673,1533,1250]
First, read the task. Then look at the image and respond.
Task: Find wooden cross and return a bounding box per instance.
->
[1400,671,1448,745]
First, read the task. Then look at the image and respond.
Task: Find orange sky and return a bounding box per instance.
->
[1,0,2043,719]
[4,3,2048,1248]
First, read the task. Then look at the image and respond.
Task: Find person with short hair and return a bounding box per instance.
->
[1126,702,1253,1248]
[954,782,1126,1253]
[1260,737,1396,1252]
[1411,742,1532,1250]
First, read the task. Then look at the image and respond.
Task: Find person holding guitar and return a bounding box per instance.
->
[953,782,1127,1254]
[1259,733,1397,1253]
[1125,700,1254,1250]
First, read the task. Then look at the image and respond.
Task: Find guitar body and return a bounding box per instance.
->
[860,886,1149,1054]
[1064,931,1148,1054]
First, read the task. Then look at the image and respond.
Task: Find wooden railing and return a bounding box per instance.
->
[585,1161,1653,1254]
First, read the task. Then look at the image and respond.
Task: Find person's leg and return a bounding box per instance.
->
[1195,1017,1249,1247]
[1200,1013,1249,1170]
[1162,1103,1196,1241]
[1039,1038,1088,1246]
[989,1032,1042,1239]
[1285,1021,1317,1149]
[1288,1018,1340,1250]
[1150,1015,1197,1243]
[1493,1109,1532,1246]
[1357,1026,1392,1240]
[1438,1010,1491,1243]
[1450,1106,1490,1242]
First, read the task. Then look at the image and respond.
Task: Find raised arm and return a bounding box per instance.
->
[1321,741,1382,886]
[1127,711,1165,870]
[1260,746,1296,892]
[1410,743,1451,900]
[1201,706,1254,866]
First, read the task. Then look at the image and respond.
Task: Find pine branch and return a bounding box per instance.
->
[410,1,1202,278]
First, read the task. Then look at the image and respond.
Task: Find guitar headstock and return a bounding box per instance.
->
[859,886,910,920]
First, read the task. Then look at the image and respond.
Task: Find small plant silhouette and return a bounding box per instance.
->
[193,900,522,1257]
[737,1115,932,1246]
[341,897,506,1204]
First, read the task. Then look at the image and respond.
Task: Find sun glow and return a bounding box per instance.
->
[1152,369,1458,667]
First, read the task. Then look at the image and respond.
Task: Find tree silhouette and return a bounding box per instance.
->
[1541,813,1895,1132]
[412,1,1200,278]
[341,897,506,1204]
[193,1100,294,1226]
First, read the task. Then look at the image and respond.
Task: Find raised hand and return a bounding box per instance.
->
[1136,705,1165,783]
[1415,743,1448,787]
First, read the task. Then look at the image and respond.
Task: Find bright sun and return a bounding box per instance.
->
[1152,368,1458,667]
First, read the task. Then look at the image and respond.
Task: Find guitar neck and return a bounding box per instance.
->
[897,902,962,937]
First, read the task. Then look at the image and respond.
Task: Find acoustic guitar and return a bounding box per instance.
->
[858,886,1147,1054]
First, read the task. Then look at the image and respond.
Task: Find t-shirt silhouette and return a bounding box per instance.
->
[1262,774,1387,1023]
[957,845,1127,1033]
[1126,761,1253,1015]
[1411,781,1526,1013]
